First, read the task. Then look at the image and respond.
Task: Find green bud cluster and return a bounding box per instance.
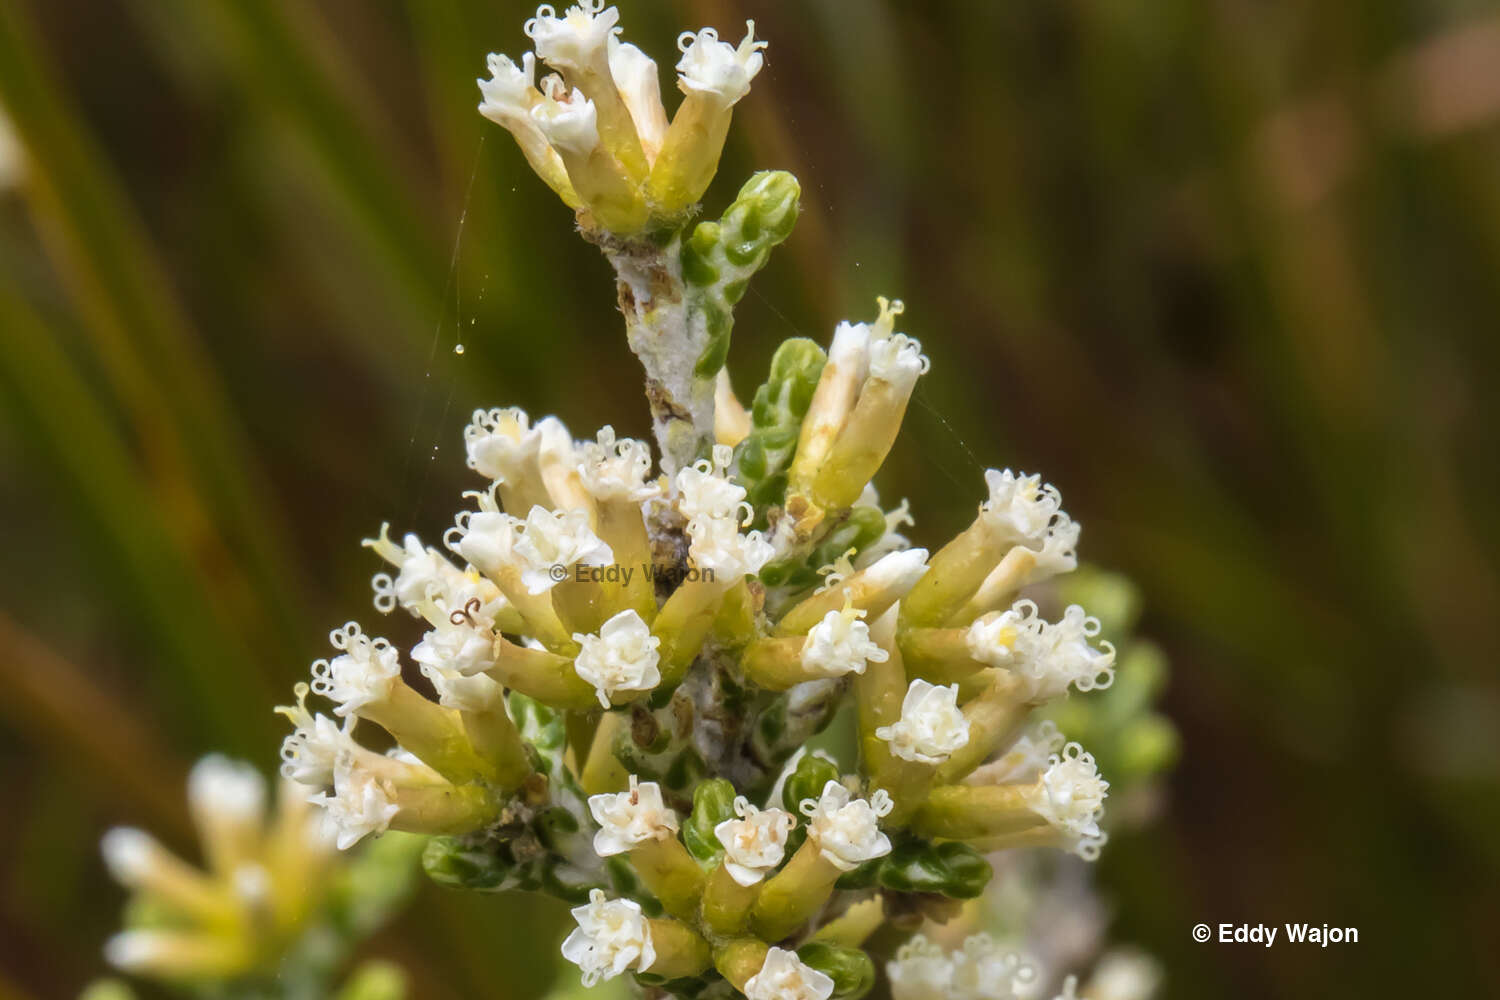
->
[683,171,803,378]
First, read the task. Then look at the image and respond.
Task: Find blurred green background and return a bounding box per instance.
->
[2,0,1498,997]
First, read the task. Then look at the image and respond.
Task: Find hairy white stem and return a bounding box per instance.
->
[595,233,716,474]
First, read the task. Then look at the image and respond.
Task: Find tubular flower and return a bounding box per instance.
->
[310,624,400,717]
[875,680,971,764]
[588,776,681,857]
[967,601,1116,700]
[714,797,796,886]
[311,754,405,850]
[561,889,656,987]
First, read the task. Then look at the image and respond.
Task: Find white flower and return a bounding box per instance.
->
[187,755,266,830]
[968,602,1114,701]
[277,683,359,786]
[965,601,1035,667]
[1029,511,1080,580]
[886,935,954,1000]
[867,332,929,390]
[531,85,601,156]
[465,407,543,485]
[675,444,746,521]
[561,888,655,986]
[744,947,835,1000]
[798,780,893,871]
[800,605,889,678]
[514,505,614,593]
[981,469,1064,550]
[365,525,480,615]
[99,827,168,888]
[875,680,970,765]
[478,52,541,124]
[310,754,402,850]
[578,425,659,501]
[412,620,496,679]
[686,514,773,578]
[964,720,1064,786]
[310,623,401,717]
[949,935,1035,1000]
[1023,743,1109,860]
[453,506,522,580]
[713,796,795,886]
[526,2,618,73]
[573,609,661,707]
[675,23,767,107]
[608,37,666,157]
[587,776,680,857]
[413,623,506,712]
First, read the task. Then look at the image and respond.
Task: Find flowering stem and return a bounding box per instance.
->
[594,234,715,474]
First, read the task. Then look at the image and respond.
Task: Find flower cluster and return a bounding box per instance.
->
[93,756,420,997]
[257,6,1162,999]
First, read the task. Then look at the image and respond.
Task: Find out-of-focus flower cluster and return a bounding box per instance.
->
[88,756,421,1000]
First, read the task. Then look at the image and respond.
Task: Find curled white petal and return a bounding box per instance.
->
[875,680,970,764]
[1023,743,1109,859]
[514,505,614,593]
[968,601,1115,701]
[713,797,795,886]
[309,755,401,850]
[801,605,889,678]
[587,776,680,857]
[573,609,662,708]
[527,1,618,72]
[798,780,892,871]
[309,623,401,717]
[465,407,543,484]
[578,425,659,502]
[686,514,773,579]
[277,683,360,786]
[744,946,835,1000]
[676,22,766,107]
[981,469,1064,550]
[561,888,655,987]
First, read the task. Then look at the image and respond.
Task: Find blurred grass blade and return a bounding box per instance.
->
[0,610,189,836]
[0,285,277,754]
[0,0,310,666]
